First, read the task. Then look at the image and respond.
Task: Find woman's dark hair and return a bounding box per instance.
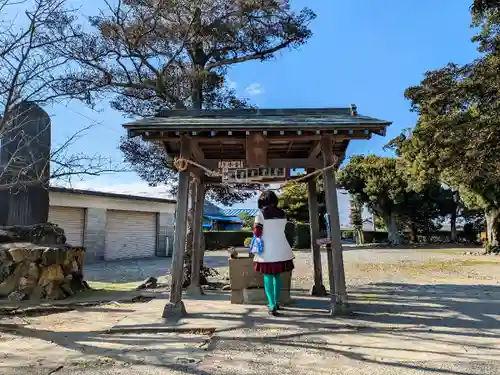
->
[258,190,279,209]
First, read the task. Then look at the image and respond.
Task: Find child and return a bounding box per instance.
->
[252,190,294,316]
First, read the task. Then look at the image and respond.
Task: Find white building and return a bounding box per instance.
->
[48,187,176,262]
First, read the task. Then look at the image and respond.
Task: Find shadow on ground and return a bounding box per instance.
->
[3,282,500,374]
[84,255,230,283]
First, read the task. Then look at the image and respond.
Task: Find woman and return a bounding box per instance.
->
[252,190,294,316]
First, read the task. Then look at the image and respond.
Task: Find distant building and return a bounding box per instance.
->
[48,186,258,263]
[48,187,175,262]
[203,201,258,231]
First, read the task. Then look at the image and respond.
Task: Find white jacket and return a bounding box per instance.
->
[252,211,294,263]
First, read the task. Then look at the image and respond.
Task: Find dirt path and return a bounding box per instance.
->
[2,247,500,375]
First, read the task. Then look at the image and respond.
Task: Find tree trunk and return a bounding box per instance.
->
[450,190,459,243]
[383,213,401,245]
[409,223,419,243]
[450,210,457,243]
[485,208,500,252]
[356,229,364,244]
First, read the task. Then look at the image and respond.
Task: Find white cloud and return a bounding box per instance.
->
[245,83,264,96]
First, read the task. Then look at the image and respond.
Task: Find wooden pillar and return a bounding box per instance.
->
[186,176,205,295]
[199,185,207,275]
[307,170,326,296]
[162,134,191,319]
[320,135,350,316]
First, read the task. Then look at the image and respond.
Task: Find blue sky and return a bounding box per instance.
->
[42,0,480,223]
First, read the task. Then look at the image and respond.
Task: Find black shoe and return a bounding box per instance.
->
[276,304,283,310]
[268,307,280,316]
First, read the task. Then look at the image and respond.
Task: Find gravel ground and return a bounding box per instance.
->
[83,246,500,289]
[3,246,500,375]
[201,246,500,375]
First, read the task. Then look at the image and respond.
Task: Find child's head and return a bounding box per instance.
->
[258,190,278,209]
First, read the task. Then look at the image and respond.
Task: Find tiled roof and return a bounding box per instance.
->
[220,208,260,217]
[203,201,222,215]
[202,203,258,221]
[123,108,391,131]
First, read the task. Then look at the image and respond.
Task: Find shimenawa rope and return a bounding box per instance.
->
[173,156,338,189]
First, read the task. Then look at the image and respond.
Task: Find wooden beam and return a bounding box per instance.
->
[143,133,371,143]
[162,134,191,319]
[191,140,205,163]
[161,141,176,163]
[320,135,350,316]
[307,169,326,296]
[308,141,321,160]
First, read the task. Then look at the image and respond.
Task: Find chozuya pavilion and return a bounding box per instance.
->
[123,106,391,317]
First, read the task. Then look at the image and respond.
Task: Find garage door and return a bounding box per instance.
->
[48,206,85,246]
[105,210,157,260]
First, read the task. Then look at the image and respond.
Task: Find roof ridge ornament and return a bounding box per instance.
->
[350,104,357,116]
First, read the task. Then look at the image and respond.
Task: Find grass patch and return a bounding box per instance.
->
[460,259,500,266]
[418,249,466,255]
[354,258,500,275]
[87,281,139,292]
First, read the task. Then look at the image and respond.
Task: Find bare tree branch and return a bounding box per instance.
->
[0,0,127,195]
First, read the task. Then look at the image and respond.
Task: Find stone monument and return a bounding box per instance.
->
[0,101,51,226]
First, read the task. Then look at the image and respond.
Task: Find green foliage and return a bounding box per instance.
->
[285,221,296,248]
[293,223,311,249]
[398,185,451,235]
[341,230,355,240]
[204,231,252,249]
[462,223,478,243]
[337,155,407,244]
[349,196,364,244]
[338,155,405,214]
[471,0,500,18]
[395,11,500,212]
[59,0,316,207]
[349,197,363,229]
[338,155,454,243]
[278,180,325,222]
[278,182,309,222]
[393,5,500,247]
[243,237,252,248]
[373,215,387,231]
[239,212,254,230]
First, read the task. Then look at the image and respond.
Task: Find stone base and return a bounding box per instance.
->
[329,302,353,317]
[229,257,292,304]
[185,284,204,296]
[162,301,187,320]
[310,284,327,297]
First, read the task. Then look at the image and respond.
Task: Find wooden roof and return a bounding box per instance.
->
[124,107,390,132]
[122,107,391,175]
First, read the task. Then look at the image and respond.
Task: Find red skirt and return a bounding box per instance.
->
[254,259,294,275]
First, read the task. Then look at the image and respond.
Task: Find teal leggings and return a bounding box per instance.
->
[263,273,282,310]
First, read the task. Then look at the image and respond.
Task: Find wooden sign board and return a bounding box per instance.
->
[218,160,245,169]
[222,167,286,183]
[246,133,268,167]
